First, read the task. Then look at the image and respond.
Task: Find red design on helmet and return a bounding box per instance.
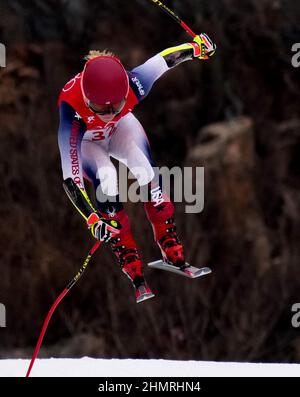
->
[81,55,129,106]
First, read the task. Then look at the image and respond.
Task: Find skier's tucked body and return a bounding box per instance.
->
[57,34,216,302]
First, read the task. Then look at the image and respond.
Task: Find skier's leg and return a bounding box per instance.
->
[81,139,119,199]
[143,181,186,268]
[81,140,151,294]
[109,114,185,267]
[98,205,154,300]
[109,113,155,187]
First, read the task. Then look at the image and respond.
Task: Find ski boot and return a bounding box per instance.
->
[143,186,212,278]
[153,216,186,269]
[144,195,187,270]
[107,209,154,303]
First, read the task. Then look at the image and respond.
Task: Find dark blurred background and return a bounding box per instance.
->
[0,0,300,362]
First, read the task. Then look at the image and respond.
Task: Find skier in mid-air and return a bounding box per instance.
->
[57,33,216,303]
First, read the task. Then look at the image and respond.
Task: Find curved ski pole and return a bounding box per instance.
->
[148,0,196,39]
[25,240,102,377]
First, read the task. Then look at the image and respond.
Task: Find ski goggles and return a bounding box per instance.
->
[87,98,126,116]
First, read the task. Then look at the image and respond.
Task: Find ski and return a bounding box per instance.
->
[123,272,155,303]
[135,284,155,303]
[148,259,212,279]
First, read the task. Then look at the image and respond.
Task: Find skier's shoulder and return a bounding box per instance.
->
[58,72,83,109]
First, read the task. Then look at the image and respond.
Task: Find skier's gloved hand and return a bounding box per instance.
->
[192,33,216,60]
[87,212,121,242]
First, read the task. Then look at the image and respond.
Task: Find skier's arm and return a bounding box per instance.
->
[160,33,216,67]
[129,33,216,101]
[58,102,121,240]
[58,102,97,220]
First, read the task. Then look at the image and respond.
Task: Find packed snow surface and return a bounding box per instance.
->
[0,358,300,377]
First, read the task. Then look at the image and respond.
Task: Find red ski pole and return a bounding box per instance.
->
[148,0,197,39]
[25,240,101,377]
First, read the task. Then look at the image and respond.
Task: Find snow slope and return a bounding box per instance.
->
[0,358,300,377]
